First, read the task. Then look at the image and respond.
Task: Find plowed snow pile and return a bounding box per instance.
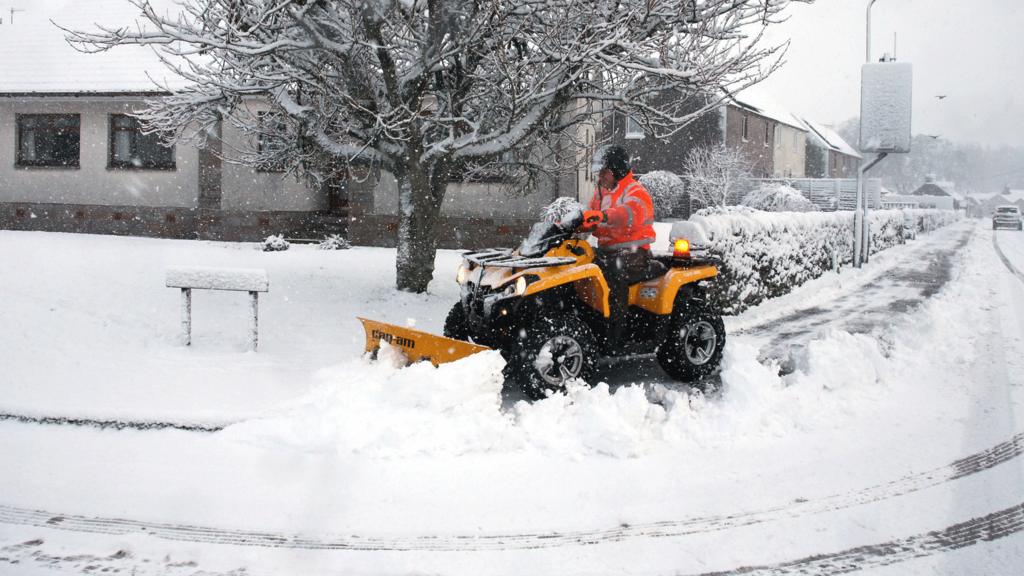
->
[223,331,892,458]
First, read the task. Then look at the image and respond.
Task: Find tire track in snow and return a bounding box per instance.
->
[0,412,225,433]
[2,431,1022,552]
[992,231,1024,283]
[695,501,1024,576]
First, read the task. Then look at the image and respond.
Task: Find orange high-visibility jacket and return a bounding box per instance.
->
[588,172,657,251]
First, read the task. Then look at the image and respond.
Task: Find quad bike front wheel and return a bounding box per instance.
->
[504,312,598,400]
[443,301,471,341]
[657,301,726,391]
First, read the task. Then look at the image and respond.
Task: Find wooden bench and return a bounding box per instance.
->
[166,266,270,351]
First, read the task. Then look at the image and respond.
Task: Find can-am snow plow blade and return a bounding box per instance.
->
[358,317,491,366]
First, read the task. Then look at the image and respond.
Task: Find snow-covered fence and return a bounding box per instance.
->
[165,266,270,351]
[749,178,883,212]
[686,208,959,314]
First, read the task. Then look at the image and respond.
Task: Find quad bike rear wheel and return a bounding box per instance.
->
[657,300,726,391]
[504,312,598,400]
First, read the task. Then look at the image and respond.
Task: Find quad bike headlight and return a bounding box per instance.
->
[456,264,469,284]
[515,276,529,296]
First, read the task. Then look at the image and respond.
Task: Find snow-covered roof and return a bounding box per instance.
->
[1004,190,1024,204]
[731,91,807,131]
[799,117,862,159]
[969,190,1024,204]
[0,0,187,94]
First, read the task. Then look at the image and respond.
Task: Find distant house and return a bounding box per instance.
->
[800,118,861,178]
[0,3,343,241]
[911,177,961,210]
[604,90,806,189]
[970,188,1024,216]
[0,4,558,248]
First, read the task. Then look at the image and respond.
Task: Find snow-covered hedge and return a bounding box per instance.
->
[689,208,959,314]
[904,209,962,234]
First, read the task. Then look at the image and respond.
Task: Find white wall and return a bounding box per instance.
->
[773,124,807,178]
[219,106,325,211]
[0,97,198,207]
[369,171,554,219]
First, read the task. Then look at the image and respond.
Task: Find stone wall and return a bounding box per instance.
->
[0,202,345,242]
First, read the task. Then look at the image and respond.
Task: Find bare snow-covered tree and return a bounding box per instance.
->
[65,0,805,292]
[682,144,754,208]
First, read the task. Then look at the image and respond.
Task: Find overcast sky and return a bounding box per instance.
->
[757,0,1024,148]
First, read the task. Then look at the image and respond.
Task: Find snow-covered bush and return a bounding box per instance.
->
[262,235,290,252]
[689,208,958,314]
[639,171,686,219]
[318,234,351,250]
[741,183,818,213]
[541,197,584,223]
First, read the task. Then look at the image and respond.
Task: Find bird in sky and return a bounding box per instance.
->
[924,134,942,139]
[936,95,947,100]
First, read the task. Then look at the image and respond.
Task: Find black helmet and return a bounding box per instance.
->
[601,145,631,180]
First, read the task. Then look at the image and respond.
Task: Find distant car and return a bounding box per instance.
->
[992,205,1023,231]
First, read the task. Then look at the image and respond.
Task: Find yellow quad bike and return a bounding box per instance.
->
[360,213,725,398]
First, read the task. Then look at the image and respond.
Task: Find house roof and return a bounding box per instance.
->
[799,117,862,159]
[0,0,187,94]
[1004,190,1024,203]
[730,91,807,131]
[968,190,1024,205]
[912,183,953,197]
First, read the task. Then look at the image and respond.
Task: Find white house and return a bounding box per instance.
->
[0,1,557,247]
[0,0,342,241]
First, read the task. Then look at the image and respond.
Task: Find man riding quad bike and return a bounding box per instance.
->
[442,147,726,398]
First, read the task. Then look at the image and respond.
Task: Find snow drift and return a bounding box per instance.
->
[222,330,895,459]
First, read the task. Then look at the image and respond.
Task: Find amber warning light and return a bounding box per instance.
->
[673,239,691,259]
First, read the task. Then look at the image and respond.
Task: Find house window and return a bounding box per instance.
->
[257,111,288,172]
[741,114,749,141]
[17,114,80,168]
[764,122,770,147]
[775,127,782,148]
[109,115,175,170]
[625,116,644,140]
[792,132,799,152]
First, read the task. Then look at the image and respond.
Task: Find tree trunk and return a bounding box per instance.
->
[395,160,444,293]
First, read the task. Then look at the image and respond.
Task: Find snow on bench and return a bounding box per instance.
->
[166,266,269,292]
[165,266,270,351]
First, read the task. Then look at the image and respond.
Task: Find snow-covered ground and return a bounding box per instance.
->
[1,222,1022,575]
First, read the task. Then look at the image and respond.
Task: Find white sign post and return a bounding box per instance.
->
[854,0,913,268]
